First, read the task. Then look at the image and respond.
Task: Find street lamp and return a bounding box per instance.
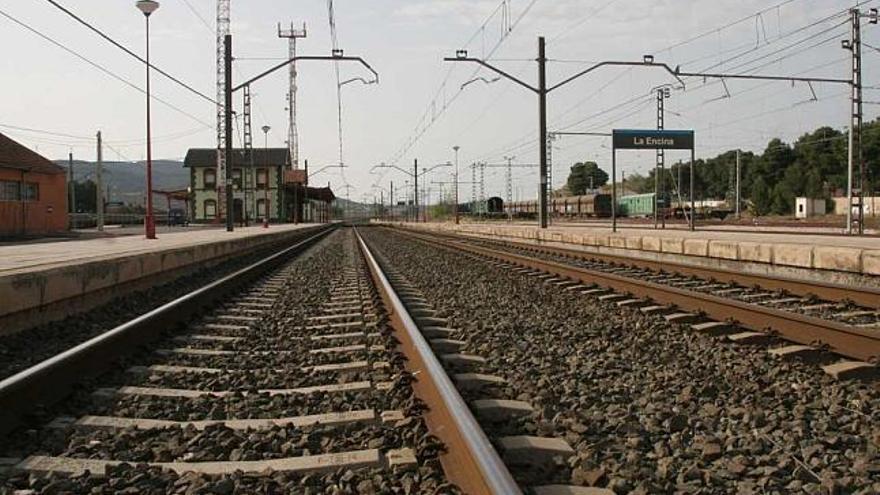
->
[261,125,271,228]
[136,0,159,239]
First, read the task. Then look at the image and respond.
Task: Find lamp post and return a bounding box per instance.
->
[453,145,460,224]
[261,125,271,228]
[136,0,159,239]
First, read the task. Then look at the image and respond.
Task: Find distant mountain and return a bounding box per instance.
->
[56,159,188,205]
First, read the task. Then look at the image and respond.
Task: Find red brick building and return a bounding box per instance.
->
[0,133,68,236]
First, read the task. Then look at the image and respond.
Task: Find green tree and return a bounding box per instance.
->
[750,177,771,216]
[771,181,794,215]
[566,162,608,195]
[73,180,97,213]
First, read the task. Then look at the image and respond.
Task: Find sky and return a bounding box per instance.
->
[1,0,878,204]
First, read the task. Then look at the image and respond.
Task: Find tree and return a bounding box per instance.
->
[566,161,608,195]
[771,181,794,215]
[750,177,771,216]
[73,180,97,213]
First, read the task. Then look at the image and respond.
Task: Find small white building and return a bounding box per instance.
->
[795,197,826,219]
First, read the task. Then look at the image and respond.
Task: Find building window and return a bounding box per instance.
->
[0,180,20,201]
[256,168,268,189]
[23,182,39,201]
[232,168,242,190]
[257,198,268,217]
[204,169,216,189]
[204,199,217,218]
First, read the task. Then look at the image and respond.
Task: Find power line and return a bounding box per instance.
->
[384,0,540,167]
[0,123,92,141]
[43,0,217,105]
[0,8,213,129]
[180,0,213,32]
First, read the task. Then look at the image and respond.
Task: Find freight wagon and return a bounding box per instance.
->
[505,193,612,218]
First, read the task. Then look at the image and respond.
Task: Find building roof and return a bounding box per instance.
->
[0,132,66,175]
[184,148,290,168]
[304,186,335,203]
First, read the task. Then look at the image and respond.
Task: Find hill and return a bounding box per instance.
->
[56,159,189,205]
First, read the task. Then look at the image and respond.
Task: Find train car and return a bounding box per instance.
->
[504,193,612,218]
[618,193,656,217]
[585,194,612,217]
[487,196,504,214]
[669,199,732,219]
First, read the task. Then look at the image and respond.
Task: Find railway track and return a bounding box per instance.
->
[359,226,880,494]
[1,227,605,494]
[391,227,880,371]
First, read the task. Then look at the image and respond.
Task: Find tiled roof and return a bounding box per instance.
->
[184,148,290,168]
[0,132,66,175]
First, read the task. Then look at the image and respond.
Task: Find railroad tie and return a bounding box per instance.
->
[821,361,877,381]
[15,448,417,477]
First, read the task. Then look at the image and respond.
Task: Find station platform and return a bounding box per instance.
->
[0,223,327,334]
[385,221,880,287]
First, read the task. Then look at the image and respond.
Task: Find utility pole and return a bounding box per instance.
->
[843,8,876,234]
[96,131,104,232]
[538,37,548,228]
[479,162,485,217]
[504,155,514,221]
[655,87,669,229]
[471,162,477,214]
[735,149,741,219]
[224,33,234,232]
[453,145,460,224]
[278,22,307,169]
[413,158,419,223]
[546,133,554,225]
[68,153,75,217]
[216,0,230,226]
[390,180,394,221]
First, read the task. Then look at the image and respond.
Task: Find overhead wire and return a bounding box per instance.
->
[43,0,217,105]
[383,0,541,168]
[0,8,214,129]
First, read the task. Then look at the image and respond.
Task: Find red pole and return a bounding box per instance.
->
[144,13,156,239]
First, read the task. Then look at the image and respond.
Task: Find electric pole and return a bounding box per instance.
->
[504,155,514,221]
[216,0,230,226]
[96,131,104,232]
[479,162,485,217]
[843,7,877,234]
[278,22,307,169]
[471,162,477,214]
[655,87,669,229]
[413,158,419,223]
[68,153,75,219]
[453,145,460,224]
[224,33,234,232]
[538,37,548,228]
[735,149,741,220]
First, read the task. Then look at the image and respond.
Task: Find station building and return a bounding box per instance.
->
[184,148,334,224]
[0,132,68,237]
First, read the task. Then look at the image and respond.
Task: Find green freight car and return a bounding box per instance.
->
[617,193,656,217]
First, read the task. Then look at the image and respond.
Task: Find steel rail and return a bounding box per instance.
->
[418,230,880,309]
[397,229,880,363]
[0,225,335,437]
[354,228,521,495]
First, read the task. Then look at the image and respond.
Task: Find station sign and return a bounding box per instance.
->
[612,129,694,150]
